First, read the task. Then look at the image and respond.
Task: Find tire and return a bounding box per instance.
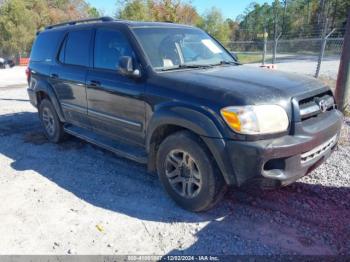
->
[157,131,227,212]
[38,99,65,143]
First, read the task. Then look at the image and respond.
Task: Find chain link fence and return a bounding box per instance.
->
[225,37,344,80]
[1,34,344,80]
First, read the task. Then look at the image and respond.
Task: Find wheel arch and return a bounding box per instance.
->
[146,106,237,185]
[34,80,66,122]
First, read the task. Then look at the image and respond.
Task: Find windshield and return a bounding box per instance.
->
[131,27,236,70]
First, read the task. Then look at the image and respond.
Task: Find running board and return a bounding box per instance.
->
[64,125,148,164]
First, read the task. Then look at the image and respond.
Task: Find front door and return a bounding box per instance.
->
[86,27,146,146]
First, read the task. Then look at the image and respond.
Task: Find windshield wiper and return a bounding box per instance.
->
[211,60,241,66]
[161,64,213,71]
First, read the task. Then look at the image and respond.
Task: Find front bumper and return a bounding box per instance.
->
[225,109,343,188]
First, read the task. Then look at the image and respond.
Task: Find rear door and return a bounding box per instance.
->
[86,26,146,146]
[50,28,93,129]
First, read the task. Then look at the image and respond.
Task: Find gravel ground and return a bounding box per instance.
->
[0,66,27,88]
[0,67,349,255]
[247,55,340,79]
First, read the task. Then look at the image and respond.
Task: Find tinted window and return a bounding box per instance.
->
[30,31,62,62]
[132,27,234,69]
[64,30,92,67]
[58,36,67,63]
[94,29,134,70]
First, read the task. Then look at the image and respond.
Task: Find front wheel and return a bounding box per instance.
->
[157,131,227,212]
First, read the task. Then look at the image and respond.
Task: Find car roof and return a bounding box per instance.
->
[122,20,195,28]
[41,18,195,34]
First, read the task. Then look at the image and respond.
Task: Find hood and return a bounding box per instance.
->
[156,65,327,107]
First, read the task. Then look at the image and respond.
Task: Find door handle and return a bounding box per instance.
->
[50,73,59,79]
[89,80,101,87]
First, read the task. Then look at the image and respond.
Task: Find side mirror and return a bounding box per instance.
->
[119,56,141,78]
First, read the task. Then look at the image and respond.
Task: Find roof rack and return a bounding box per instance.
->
[45,16,114,30]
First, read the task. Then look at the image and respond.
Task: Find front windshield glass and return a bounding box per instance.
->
[131,27,236,70]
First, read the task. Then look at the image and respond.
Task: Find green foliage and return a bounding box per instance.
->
[117,0,152,21]
[1,0,349,58]
[197,7,230,43]
[238,0,350,40]
[88,7,101,18]
[237,53,262,64]
[0,0,36,56]
[116,0,199,24]
[0,0,101,57]
[116,1,229,41]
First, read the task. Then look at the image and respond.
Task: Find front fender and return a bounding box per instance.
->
[146,105,237,185]
[147,106,223,143]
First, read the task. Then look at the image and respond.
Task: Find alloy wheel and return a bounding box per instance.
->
[42,107,55,136]
[165,149,202,198]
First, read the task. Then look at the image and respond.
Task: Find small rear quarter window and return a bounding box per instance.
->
[30,31,62,62]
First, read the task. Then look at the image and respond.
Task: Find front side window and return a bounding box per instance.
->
[94,28,134,71]
[61,29,92,67]
[132,27,235,70]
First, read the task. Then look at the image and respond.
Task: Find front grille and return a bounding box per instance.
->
[298,91,335,120]
[301,134,337,164]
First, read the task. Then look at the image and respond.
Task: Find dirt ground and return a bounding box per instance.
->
[0,66,349,255]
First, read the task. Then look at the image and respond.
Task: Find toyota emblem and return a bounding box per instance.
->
[318,100,328,112]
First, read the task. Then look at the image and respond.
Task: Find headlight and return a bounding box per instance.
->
[220,105,289,135]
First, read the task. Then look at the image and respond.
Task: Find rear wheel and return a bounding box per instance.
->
[157,131,227,212]
[38,99,65,143]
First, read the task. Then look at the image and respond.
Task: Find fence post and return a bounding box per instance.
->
[262,28,267,66]
[315,19,335,78]
[335,10,350,113]
[272,32,282,64]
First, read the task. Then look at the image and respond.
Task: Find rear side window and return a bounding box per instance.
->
[60,29,92,67]
[30,31,62,62]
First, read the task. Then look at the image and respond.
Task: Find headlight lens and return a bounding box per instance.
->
[220,105,289,135]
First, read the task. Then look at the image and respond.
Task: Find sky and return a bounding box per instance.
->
[88,0,273,20]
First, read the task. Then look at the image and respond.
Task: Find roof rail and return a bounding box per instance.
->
[45,16,114,30]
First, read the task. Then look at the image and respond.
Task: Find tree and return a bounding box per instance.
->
[0,0,100,57]
[225,18,240,41]
[150,0,199,24]
[117,0,152,21]
[0,0,36,57]
[116,0,199,25]
[175,1,199,24]
[238,0,350,40]
[88,6,101,18]
[198,7,230,43]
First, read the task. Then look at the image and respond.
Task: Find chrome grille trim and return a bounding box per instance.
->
[301,135,337,164]
[299,94,335,120]
[299,104,320,118]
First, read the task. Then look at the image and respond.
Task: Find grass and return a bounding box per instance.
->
[237,53,262,64]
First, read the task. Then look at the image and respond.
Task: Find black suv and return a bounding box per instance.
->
[27,17,342,211]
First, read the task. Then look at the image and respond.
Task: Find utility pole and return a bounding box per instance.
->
[335,10,350,113]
